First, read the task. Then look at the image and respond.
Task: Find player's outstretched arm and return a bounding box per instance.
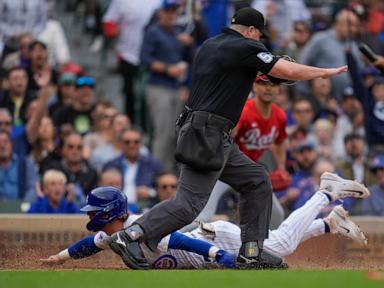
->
[168,232,236,268]
[268,58,348,81]
[40,233,108,264]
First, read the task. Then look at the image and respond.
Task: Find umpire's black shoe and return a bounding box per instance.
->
[109,230,149,270]
[237,242,288,270]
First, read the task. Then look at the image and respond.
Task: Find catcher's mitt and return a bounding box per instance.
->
[269,169,292,192]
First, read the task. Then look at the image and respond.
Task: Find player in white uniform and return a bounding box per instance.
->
[41,172,369,269]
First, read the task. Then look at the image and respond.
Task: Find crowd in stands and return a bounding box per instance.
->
[0,0,383,220]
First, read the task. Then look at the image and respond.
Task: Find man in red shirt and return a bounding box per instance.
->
[235,74,288,171]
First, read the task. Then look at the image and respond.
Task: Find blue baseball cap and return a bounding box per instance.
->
[295,139,317,152]
[162,0,179,10]
[370,155,384,172]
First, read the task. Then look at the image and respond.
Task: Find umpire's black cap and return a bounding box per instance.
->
[231,8,269,37]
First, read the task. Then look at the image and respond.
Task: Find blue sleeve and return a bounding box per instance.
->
[68,236,102,259]
[140,28,157,66]
[27,199,42,213]
[346,51,370,108]
[67,202,80,214]
[168,232,213,258]
[23,157,38,203]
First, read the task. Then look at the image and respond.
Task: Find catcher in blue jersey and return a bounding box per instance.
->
[41,174,369,269]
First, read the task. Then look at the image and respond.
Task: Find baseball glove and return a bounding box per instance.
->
[269,169,292,192]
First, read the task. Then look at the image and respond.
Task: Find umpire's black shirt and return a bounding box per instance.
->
[186,28,279,124]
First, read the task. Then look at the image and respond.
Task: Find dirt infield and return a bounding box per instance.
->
[1,215,384,270]
[1,234,383,270]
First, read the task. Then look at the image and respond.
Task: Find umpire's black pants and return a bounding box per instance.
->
[135,132,272,250]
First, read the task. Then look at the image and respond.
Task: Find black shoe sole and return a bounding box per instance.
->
[109,232,149,270]
[236,260,289,270]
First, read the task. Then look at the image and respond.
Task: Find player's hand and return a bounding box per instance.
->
[40,254,65,264]
[323,66,348,78]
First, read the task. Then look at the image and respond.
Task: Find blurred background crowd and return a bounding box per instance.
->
[0,0,383,224]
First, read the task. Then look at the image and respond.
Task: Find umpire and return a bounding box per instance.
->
[109,7,348,269]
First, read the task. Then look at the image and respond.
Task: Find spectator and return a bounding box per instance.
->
[278,138,318,212]
[102,0,161,121]
[287,97,315,136]
[26,41,58,94]
[141,0,191,170]
[1,33,33,70]
[90,113,130,171]
[0,67,53,158]
[0,0,47,55]
[335,133,375,187]
[351,155,384,216]
[37,18,71,66]
[276,21,312,60]
[83,105,117,159]
[333,87,365,159]
[53,76,96,135]
[28,169,80,214]
[41,133,98,196]
[298,10,363,101]
[313,119,335,161]
[100,168,123,190]
[176,0,209,47]
[29,116,56,169]
[347,51,384,157]
[308,77,339,117]
[48,73,76,116]
[0,131,37,202]
[252,0,311,47]
[104,127,165,210]
[155,172,178,203]
[100,167,139,214]
[0,67,36,126]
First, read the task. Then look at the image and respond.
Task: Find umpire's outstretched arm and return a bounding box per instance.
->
[268,59,347,81]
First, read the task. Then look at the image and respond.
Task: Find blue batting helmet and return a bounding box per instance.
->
[80,186,128,232]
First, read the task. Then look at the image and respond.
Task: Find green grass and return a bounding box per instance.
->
[1,270,383,288]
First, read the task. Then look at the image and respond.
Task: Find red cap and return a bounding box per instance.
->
[254,73,270,83]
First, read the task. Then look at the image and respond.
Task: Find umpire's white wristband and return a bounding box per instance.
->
[58,249,71,260]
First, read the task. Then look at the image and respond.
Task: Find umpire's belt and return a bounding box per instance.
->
[185,111,234,134]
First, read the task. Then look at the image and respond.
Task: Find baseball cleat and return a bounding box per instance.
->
[325,205,368,246]
[109,230,149,270]
[319,172,370,201]
[237,244,288,270]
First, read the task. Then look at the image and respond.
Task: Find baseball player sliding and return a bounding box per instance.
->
[41,172,369,269]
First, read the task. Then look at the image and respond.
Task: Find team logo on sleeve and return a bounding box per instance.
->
[153,255,178,269]
[257,52,274,63]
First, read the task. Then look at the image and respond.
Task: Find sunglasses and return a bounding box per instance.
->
[76,76,95,88]
[159,184,177,190]
[0,121,11,126]
[66,144,83,150]
[123,139,140,145]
